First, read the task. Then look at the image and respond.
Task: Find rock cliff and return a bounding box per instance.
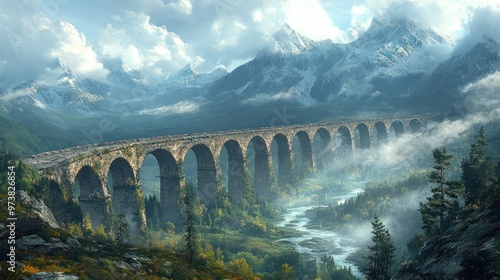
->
[394,200,500,279]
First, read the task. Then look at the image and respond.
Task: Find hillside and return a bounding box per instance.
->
[395,200,500,279]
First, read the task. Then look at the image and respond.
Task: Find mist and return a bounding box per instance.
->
[274,67,500,277]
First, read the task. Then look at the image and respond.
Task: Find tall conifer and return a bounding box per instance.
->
[420,148,462,236]
[364,215,395,280]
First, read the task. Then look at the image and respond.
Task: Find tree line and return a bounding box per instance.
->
[366,127,500,280]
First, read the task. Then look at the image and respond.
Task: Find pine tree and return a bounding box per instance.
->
[184,186,200,263]
[462,127,495,206]
[318,255,336,279]
[420,148,462,235]
[364,215,395,280]
[114,212,130,244]
[145,194,160,230]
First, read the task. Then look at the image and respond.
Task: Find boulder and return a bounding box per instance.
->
[16,191,60,237]
[18,190,59,229]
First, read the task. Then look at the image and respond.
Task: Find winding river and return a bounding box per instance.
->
[275,187,365,279]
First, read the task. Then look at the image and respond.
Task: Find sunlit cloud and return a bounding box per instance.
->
[96,10,200,83]
[137,100,201,116]
[0,0,499,88]
[0,6,107,87]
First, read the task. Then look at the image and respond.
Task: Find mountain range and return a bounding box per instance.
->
[1,15,499,153]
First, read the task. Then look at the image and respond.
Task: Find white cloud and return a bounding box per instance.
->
[0,5,107,87]
[281,0,345,42]
[242,91,295,105]
[1,0,500,88]
[97,11,201,81]
[252,9,264,23]
[462,71,500,114]
[49,21,108,79]
[138,100,200,116]
[360,0,500,41]
[344,70,500,170]
[452,6,500,55]
[346,5,372,41]
[96,10,199,83]
[0,87,34,102]
[165,0,193,16]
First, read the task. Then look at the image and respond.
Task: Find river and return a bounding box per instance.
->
[275,187,365,279]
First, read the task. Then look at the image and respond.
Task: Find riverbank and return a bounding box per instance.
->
[274,187,367,279]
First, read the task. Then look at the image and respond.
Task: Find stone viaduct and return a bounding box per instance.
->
[25,116,423,238]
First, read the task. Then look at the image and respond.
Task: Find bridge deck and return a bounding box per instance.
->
[25,116,422,170]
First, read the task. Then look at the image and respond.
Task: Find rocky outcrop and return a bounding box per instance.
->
[17,234,81,256]
[110,253,151,271]
[17,190,60,236]
[394,201,500,279]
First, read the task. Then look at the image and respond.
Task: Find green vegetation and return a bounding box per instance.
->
[0,235,252,279]
[306,172,428,231]
[114,212,130,244]
[307,126,500,279]
[144,194,161,230]
[462,127,499,206]
[419,148,462,236]
[0,144,358,279]
[363,215,395,280]
[183,186,201,264]
[274,263,295,280]
[0,112,76,157]
[458,249,497,280]
[317,256,357,280]
[401,127,500,278]
[417,127,500,241]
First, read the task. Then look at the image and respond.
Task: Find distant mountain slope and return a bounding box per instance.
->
[0,111,76,156]
[411,37,500,111]
[208,16,452,106]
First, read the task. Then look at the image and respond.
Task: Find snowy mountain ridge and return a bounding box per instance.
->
[269,23,317,55]
[1,15,499,125]
[207,16,455,105]
[160,63,228,90]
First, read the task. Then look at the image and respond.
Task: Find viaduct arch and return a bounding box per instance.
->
[25,116,424,238]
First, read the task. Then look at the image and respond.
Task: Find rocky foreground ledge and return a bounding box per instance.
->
[0,191,234,279]
[393,200,500,279]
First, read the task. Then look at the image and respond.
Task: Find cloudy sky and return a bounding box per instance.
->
[0,0,499,88]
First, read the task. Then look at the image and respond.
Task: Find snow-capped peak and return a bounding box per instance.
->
[102,57,147,88]
[159,64,227,91]
[355,16,451,48]
[342,15,453,73]
[176,63,200,77]
[272,23,315,55]
[53,58,73,75]
[204,66,228,81]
